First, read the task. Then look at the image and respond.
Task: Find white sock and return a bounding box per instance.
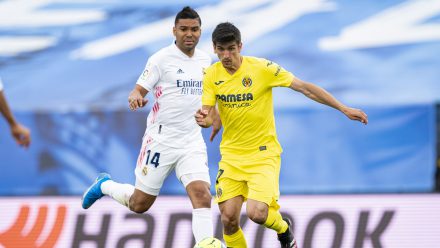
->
[101,180,135,208]
[192,208,213,243]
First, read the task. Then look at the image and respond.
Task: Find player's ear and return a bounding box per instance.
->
[238,42,243,52]
[172,26,177,37]
[212,43,216,54]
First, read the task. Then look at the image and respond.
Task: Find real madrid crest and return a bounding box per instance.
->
[242,76,252,87]
[142,166,148,176]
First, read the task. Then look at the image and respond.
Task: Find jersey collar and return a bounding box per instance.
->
[172,41,196,59]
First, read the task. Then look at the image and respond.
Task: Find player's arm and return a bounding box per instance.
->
[195,105,215,128]
[210,107,222,142]
[199,66,220,138]
[0,91,31,147]
[289,77,368,124]
[128,84,149,111]
[130,59,161,111]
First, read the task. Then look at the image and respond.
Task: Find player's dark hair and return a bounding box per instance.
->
[212,22,241,45]
[175,6,201,25]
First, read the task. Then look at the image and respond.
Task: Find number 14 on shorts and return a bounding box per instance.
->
[145,150,161,167]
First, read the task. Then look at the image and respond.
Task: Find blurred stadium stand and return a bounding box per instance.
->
[1,1,440,247]
[0,0,439,196]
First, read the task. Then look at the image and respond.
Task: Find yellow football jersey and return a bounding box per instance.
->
[202,56,294,160]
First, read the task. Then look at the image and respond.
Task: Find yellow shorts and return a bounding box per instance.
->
[214,156,281,209]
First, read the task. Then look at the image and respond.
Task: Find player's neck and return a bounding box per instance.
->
[176,43,195,57]
[181,48,195,57]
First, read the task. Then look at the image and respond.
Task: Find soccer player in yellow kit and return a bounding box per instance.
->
[195,22,368,248]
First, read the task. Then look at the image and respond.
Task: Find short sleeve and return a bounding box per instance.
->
[202,68,216,106]
[0,77,3,91]
[263,59,294,88]
[136,60,160,92]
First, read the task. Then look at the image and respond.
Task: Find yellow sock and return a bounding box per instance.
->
[223,228,247,248]
[263,207,288,234]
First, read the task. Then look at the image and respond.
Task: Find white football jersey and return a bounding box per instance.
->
[136,43,211,148]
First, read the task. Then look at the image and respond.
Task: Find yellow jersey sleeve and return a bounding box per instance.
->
[262,59,294,88]
[202,66,216,106]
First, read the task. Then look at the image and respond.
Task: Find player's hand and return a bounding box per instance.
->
[128,90,148,111]
[195,109,211,128]
[10,123,31,148]
[342,106,368,125]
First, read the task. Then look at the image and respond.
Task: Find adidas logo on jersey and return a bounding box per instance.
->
[177,69,184,74]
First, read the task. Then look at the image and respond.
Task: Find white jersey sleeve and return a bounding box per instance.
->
[0,77,3,91]
[136,60,161,92]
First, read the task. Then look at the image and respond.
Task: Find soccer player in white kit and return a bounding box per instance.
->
[81,6,220,243]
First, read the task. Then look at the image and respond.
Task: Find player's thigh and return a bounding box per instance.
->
[135,140,177,196]
[175,147,210,186]
[247,156,281,208]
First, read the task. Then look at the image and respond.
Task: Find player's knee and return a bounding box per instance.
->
[187,182,212,207]
[247,207,268,224]
[193,188,212,204]
[221,213,240,235]
[221,211,239,228]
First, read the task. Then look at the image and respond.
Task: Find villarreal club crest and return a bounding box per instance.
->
[242,76,252,87]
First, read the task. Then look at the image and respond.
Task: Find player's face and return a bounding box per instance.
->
[214,41,242,70]
[173,18,201,55]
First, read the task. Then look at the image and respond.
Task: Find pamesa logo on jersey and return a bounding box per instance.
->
[242,76,252,87]
[215,93,253,102]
